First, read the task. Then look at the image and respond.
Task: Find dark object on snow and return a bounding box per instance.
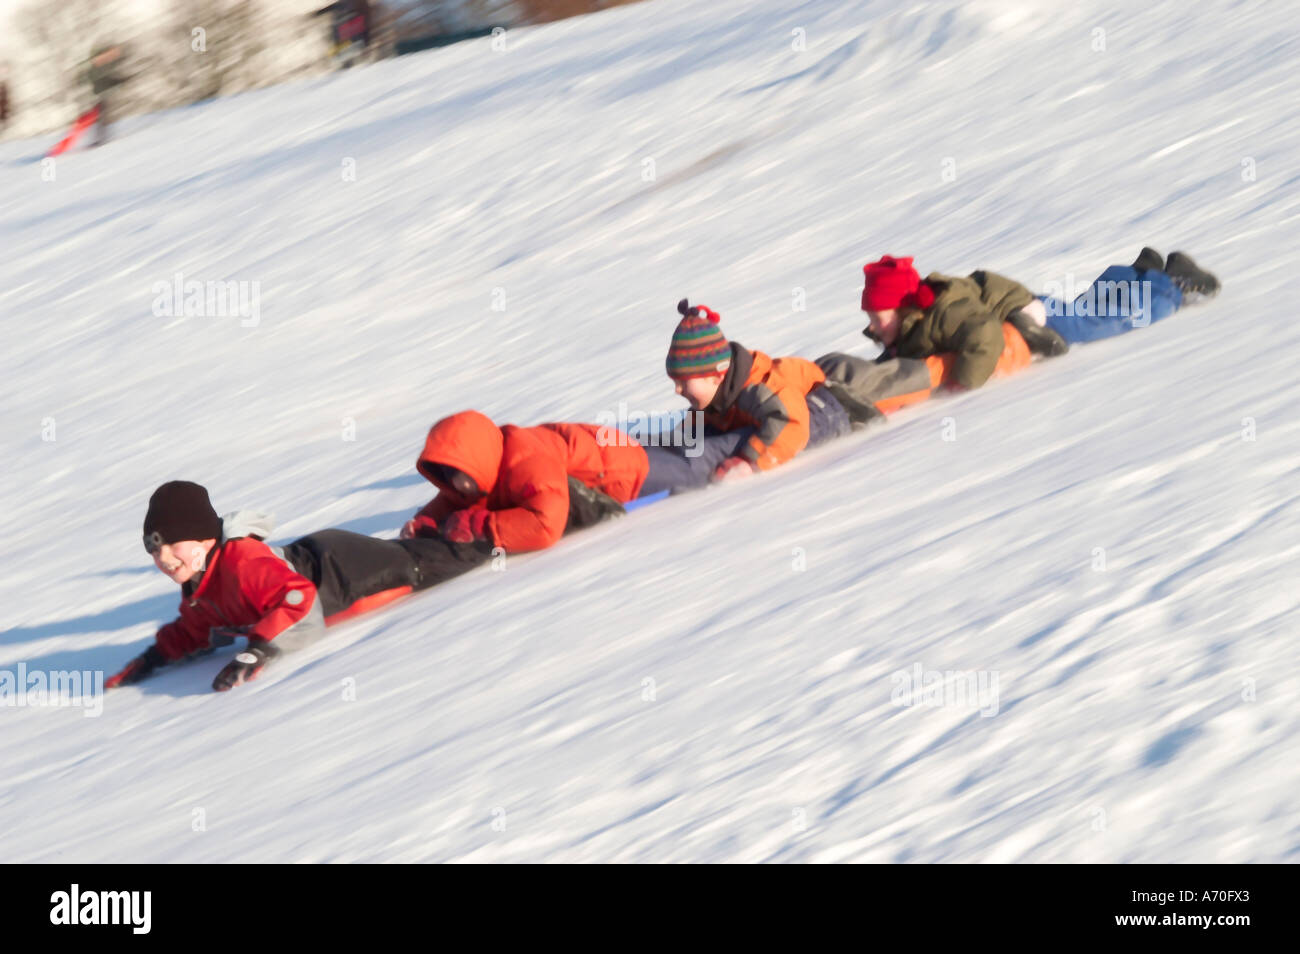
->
[91,98,111,145]
[84,44,127,146]
[1164,251,1220,300]
[393,26,501,57]
[86,45,127,96]
[565,477,627,533]
[1131,246,1165,273]
[314,0,373,65]
[1007,308,1069,357]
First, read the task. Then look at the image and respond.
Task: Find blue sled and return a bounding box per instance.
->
[625,490,669,512]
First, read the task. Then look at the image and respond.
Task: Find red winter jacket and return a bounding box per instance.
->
[153,536,318,661]
[410,410,649,552]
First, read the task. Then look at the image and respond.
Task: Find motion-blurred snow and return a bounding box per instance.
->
[1,0,1297,862]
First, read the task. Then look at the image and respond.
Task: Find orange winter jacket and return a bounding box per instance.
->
[411,410,649,552]
[704,343,827,471]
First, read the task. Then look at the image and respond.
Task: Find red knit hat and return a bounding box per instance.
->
[861,255,935,311]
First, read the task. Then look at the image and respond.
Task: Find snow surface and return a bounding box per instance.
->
[2,0,1298,863]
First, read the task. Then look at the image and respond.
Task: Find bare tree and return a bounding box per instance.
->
[12,0,107,121]
[160,0,273,104]
[2,0,647,139]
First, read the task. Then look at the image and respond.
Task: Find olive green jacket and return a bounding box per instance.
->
[892,270,1035,389]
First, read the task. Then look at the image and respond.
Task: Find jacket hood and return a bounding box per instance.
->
[220,510,276,541]
[417,410,503,496]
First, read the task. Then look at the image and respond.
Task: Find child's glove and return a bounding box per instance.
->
[713,457,757,482]
[106,645,168,689]
[212,639,281,692]
[400,514,440,539]
[441,508,490,544]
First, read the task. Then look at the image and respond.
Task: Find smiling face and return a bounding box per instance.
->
[150,539,216,584]
[865,308,901,347]
[673,373,724,411]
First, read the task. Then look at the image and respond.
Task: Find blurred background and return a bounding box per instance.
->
[0,0,646,140]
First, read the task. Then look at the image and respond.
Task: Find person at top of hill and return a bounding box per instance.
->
[632,300,883,496]
[314,0,373,65]
[402,411,650,552]
[0,63,11,132]
[84,42,128,147]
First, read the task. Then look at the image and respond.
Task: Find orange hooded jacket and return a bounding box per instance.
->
[410,411,649,553]
[704,344,828,471]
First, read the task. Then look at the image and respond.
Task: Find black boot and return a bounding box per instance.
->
[1165,251,1220,300]
[1131,246,1165,273]
[1006,310,1069,357]
[564,477,626,533]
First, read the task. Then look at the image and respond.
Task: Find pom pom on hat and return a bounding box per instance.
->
[677,298,721,324]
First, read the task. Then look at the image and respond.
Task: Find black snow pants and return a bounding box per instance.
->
[282,529,492,618]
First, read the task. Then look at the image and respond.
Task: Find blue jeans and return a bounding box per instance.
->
[637,386,851,496]
[1043,265,1183,344]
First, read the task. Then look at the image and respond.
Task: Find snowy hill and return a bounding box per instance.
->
[2,0,1298,862]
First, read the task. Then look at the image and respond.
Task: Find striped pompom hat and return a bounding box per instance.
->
[666,298,731,380]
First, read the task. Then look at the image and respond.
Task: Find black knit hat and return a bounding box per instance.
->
[142,481,222,552]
